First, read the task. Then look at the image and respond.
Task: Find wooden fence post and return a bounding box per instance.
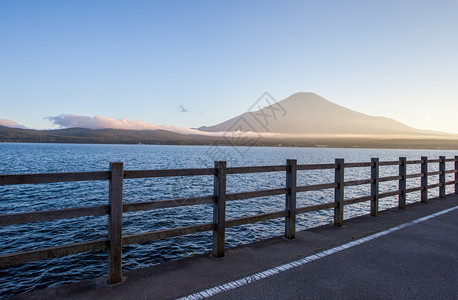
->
[399,157,407,209]
[108,162,124,284]
[421,156,428,203]
[370,158,379,216]
[334,159,344,226]
[455,156,458,194]
[285,159,297,239]
[439,156,446,198]
[212,161,226,258]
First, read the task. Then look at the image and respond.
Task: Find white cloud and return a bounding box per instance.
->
[45,114,291,139]
[46,114,221,136]
[0,119,27,129]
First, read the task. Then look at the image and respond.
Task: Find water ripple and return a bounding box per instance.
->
[0,144,455,297]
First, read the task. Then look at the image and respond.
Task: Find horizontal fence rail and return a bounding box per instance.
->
[1,156,458,283]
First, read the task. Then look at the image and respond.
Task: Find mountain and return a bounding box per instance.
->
[199,92,454,138]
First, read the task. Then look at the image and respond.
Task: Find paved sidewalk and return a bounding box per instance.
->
[13,195,458,300]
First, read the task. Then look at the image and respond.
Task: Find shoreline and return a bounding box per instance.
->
[1,138,458,150]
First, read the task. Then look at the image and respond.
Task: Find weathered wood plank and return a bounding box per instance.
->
[456,156,458,194]
[344,178,372,187]
[445,158,456,162]
[123,195,215,212]
[285,159,297,240]
[379,175,402,182]
[405,173,424,179]
[0,239,108,268]
[444,170,457,174]
[344,162,372,168]
[344,195,373,205]
[439,156,446,198]
[399,157,407,209]
[123,168,215,179]
[371,158,379,216]
[428,159,441,163]
[379,190,402,199]
[421,156,428,203]
[225,211,288,228]
[405,186,423,193]
[226,165,287,174]
[212,161,226,258]
[0,171,109,186]
[296,182,338,193]
[445,180,457,186]
[427,171,442,176]
[122,223,214,245]
[108,162,123,284]
[297,163,337,170]
[296,202,337,214]
[379,161,400,166]
[334,159,344,226]
[226,188,288,201]
[427,183,443,189]
[406,160,422,165]
[0,205,109,226]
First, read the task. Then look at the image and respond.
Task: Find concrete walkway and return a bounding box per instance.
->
[14,195,458,300]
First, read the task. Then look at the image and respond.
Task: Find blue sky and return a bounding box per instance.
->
[1,0,457,133]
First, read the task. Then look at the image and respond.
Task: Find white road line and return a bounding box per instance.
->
[177,205,458,300]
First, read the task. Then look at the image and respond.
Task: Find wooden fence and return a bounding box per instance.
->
[1,156,457,284]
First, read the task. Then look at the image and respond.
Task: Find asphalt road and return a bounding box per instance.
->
[210,206,458,300]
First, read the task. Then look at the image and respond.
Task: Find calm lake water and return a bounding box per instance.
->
[1,143,456,297]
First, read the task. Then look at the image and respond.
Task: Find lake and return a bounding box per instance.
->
[0,143,456,297]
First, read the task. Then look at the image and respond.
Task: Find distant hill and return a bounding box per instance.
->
[199,92,455,138]
[0,127,212,145]
[2,123,458,149]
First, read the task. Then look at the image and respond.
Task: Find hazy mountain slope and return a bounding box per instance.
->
[199,92,452,137]
[2,118,458,149]
[0,127,212,144]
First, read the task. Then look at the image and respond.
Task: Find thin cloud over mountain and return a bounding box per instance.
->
[0,119,27,129]
[46,114,217,136]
